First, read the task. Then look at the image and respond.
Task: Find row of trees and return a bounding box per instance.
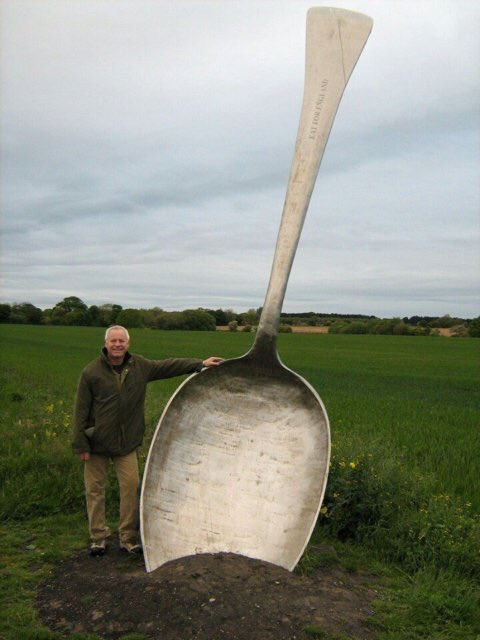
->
[0,297,478,336]
[328,317,478,337]
[0,297,256,331]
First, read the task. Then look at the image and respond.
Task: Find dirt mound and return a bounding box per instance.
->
[37,542,378,639]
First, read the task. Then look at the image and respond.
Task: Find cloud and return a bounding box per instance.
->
[1,0,479,317]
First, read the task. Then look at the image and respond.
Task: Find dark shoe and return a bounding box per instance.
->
[120,541,143,554]
[89,540,106,556]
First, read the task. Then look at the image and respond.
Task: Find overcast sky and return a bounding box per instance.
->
[1,0,479,318]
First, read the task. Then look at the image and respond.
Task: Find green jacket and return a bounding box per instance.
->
[72,348,203,456]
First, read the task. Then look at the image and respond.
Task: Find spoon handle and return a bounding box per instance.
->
[253,7,373,357]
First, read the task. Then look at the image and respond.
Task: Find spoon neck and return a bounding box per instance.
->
[255,200,309,343]
[250,330,280,364]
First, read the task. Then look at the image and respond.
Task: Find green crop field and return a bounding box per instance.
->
[1,324,479,639]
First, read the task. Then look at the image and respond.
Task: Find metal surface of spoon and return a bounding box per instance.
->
[141,7,373,572]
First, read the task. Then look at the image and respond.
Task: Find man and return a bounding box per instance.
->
[73,325,223,556]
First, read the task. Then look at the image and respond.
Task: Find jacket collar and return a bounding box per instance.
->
[101,347,132,367]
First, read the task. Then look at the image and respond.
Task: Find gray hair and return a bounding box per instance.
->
[105,325,130,341]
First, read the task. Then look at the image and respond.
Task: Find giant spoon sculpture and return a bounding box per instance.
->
[141,7,373,572]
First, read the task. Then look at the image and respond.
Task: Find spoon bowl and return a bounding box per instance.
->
[141,350,329,571]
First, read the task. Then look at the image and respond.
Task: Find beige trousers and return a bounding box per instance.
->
[84,450,140,544]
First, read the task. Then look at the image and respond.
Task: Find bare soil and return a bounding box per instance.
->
[37,541,379,640]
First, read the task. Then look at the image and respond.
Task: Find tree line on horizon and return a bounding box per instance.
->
[0,296,478,337]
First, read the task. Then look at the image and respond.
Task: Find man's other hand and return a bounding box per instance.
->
[202,357,224,367]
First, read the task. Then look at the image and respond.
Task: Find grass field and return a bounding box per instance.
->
[1,325,479,639]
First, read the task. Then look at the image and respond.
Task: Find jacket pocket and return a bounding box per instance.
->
[85,427,95,439]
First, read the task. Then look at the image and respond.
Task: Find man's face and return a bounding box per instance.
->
[105,329,130,361]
